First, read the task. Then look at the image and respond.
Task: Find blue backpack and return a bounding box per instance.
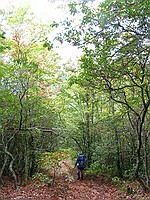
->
[78,155,86,169]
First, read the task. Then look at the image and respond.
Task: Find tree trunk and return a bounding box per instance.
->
[134,131,142,178]
[0,155,8,184]
[85,93,92,167]
[24,135,29,185]
[143,131,150,186]
[6,150,17,189]
[111,97,123,178]
[115,131,123,178]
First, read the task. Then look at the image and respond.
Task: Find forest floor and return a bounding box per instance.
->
[0,161,150,200]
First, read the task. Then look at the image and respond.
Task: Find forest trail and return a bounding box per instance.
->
[0,161,149,200]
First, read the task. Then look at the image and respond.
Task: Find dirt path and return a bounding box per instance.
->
[0,161,149,200]
[64,178,119,200]
[0,174,119,200]
[64,167,119,200]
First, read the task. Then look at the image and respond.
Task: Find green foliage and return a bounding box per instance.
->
[0,31,10,52]
[86,155,117,177]
[39,149,71,169]
[43,38,53,51]
[58,0,150,186]
[63,171,74,183]
[112,176,121,185]
[123,164,137,179]
[32,172,52,187]
[0,0,149,190]
[38,149,73,183]
[0,4,63,186]
[69,2,78,16]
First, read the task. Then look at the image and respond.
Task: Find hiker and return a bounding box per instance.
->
[75,153,86,180]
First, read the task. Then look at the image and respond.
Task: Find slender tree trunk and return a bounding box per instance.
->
[0,155,8,184]
[111,97,123,178]
[143,131,150,186]
[134,103,150,191]
[134,132,142,178]
[85,93,92,166]
[1,131,18,188]
[115,131,123,178]
[5,150,17,189]
[29,135,36,177]
[24,135,29,185]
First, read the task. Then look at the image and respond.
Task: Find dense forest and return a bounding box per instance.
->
[0,0,149,198]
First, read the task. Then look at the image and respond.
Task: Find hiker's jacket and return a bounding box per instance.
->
[75,154,86,169]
